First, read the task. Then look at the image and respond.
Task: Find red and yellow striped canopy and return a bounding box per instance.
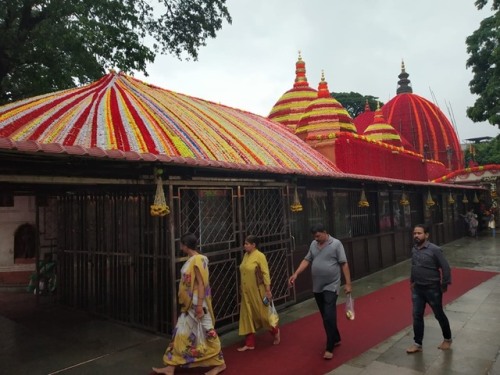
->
[0,71,342,177]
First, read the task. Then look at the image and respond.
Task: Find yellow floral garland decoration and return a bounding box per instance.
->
[358,189,369,208]
[150,168,170,217]
[290,186,303,212]
[400,192,410,206]
[426,190,435,207]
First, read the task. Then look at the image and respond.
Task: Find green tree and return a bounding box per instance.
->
[465,0,500,127]
[0,0,232,104]
[330,91,382,118]
[467,135,500,164]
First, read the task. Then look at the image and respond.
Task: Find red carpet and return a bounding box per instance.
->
[217,267,496,375]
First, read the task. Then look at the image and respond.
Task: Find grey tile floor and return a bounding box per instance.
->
[0,233,498,375]
[326,234,500,375]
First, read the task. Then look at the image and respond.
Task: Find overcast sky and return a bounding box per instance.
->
[136,0,499,143]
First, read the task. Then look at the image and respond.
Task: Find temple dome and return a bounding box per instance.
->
[268,52,317,132]
[295,72,357,141]
[354,62,464,170]
[363,103,403,147]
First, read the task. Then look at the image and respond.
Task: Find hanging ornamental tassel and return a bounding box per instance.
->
[150,168,170,217]
[290,186,303,212]
[400,192,410,206]
[358,189,369,208]
[448,192,455,205]
[426,190,435,207]
[462,194,469,204]
[473,192,480,203]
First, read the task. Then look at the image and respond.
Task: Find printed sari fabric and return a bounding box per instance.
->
[162,254,224,368]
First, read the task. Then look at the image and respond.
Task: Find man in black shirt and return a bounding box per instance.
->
[406,224,452,353]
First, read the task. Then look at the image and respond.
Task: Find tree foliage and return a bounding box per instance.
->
[465,0,500,127]
[0,0,232,104]
[466,135,500,165]
[330,91,382,118]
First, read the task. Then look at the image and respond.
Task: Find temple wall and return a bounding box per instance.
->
[308,133,449,181]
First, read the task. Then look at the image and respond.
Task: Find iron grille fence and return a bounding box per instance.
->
[56,192,172,333]
[48,184,288,334]
[44,182,430,336]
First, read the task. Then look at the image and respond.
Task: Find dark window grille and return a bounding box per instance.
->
[243,188,286,241]
[178,188,235,251]
[378,190,392,232]
[409,192,424,226]
[349,190,377,237]
[333,191,350,238]
[306,190,329,230]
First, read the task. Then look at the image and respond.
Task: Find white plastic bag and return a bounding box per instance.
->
[268,300,279,328]
[345,293,355,320]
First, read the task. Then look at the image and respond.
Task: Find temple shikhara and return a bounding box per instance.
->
[269,56,465,180]
[0,53,498,334]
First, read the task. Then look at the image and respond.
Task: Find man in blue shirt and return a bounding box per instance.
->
[288,224,352,360]
[407,224,452,353]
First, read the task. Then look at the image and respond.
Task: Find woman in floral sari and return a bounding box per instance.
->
[153,233,226,375]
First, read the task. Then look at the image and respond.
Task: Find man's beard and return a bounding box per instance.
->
[414,237,425,246]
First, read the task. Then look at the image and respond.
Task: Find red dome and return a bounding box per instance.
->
[354,110,374,134]
[354,62,464,171]
[383,93,463,170]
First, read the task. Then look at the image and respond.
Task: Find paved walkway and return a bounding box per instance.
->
[0,233,499,375]
[326,233,500,375]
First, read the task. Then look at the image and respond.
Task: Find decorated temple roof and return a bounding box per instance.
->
[295,72,357,140]
[0,71,342,177]
[268,53,318,133]
[383,93,463,170]
[363,103,403,147]
[432,164,500,184]
[354,63,464,171]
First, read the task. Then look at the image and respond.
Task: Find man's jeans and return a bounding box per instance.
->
[314,290,340,352]
[412,284,451,346]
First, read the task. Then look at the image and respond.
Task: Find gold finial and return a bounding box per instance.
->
[298,50,302,61]
[376,101,381,110]
[321,70,326,81]
[401,59,406,72]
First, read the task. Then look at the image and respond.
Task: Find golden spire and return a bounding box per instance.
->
[294,51,309,87]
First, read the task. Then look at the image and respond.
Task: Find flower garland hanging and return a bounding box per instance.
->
[150,168,170,217]
[425,190,435,207]
[399,192,410,206]
[473,192,480,203]
[290,186,303,212]
[447,193,455,205]
[358,188,369,208]
[462,194,469,204]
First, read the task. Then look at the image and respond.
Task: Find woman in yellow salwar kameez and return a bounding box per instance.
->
[153,233,226,375]
[237,235,280,351]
